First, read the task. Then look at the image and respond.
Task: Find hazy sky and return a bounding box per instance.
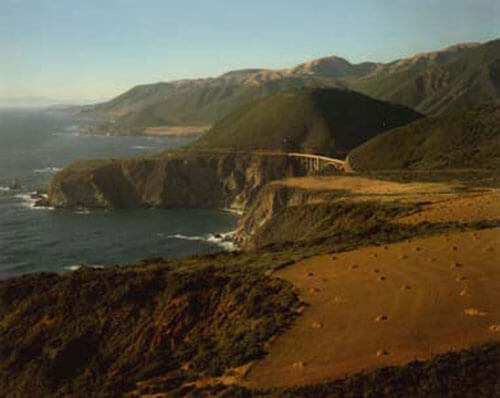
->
[1,0,499,101]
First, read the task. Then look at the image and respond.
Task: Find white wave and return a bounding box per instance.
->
[14,192,54,210]
[132,145,153,150]
[64,264,104,272]
[168,231,239,251]
[30,205,55,211]
[207,231,240,251]
[0,186,10,192]
[15,193,36,207]
[52,131,80,137]
[168,233,205,241]
[34,167,62,174]
[74,209,92,215]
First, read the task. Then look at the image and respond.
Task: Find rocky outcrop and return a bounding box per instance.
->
[47,152,333,210]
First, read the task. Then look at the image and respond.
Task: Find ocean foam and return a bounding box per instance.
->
[132,145,153,150]
[0,186,10,192]
[34,167,62,174]
[14,192,54,210]
[168,233,205,241]
[168,231,239,251]
[52,131,80,137]
[74,209,92,215]
[64,264,104,272]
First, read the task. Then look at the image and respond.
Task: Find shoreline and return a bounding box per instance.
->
[79,123,210,137]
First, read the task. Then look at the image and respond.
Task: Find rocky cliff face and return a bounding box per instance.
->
[235,182,343,250]
[47,152,329,210]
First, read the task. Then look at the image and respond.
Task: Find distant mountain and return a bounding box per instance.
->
[189,88,422,157]
[81,39,498,135]
[347,104,500,170]
[80,76,348,136]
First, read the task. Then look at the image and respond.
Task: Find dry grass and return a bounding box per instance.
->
[241,175,500,389]
[243,228,500,388]
[273,175,459,196]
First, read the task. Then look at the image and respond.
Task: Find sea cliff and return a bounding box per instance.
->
[234,181,344,250]
[46,151,340,211]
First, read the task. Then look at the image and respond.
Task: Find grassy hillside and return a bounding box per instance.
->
[189,88,421,157]
[352,39,500,115]
[348,104,500,170]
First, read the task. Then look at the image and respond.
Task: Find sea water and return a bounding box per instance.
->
[0,108,237,278]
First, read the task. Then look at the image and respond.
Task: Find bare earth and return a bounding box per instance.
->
[143,125,210,136]
[241,176,500,389]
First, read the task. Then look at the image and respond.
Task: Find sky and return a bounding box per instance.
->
[1,0,499,101]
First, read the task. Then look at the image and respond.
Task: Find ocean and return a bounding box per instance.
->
[0,108,237,279]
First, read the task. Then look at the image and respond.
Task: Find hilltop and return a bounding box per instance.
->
[189,88,421,157]
[347,104,500,170]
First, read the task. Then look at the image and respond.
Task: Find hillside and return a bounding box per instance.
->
[189,88,421,157]
[0,266,300,397]
[352,39,500,115]
[347,104,500,170]
[76,40,500,135]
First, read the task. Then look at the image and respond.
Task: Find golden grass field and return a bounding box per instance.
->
[241,176,500,389]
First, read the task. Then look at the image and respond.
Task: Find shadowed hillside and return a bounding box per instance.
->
[189,88,421,157]
[347,104,500,170]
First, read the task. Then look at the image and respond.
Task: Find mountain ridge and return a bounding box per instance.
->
[79,39,498,135]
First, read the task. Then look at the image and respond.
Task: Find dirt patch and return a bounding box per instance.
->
[144,125,210,136]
